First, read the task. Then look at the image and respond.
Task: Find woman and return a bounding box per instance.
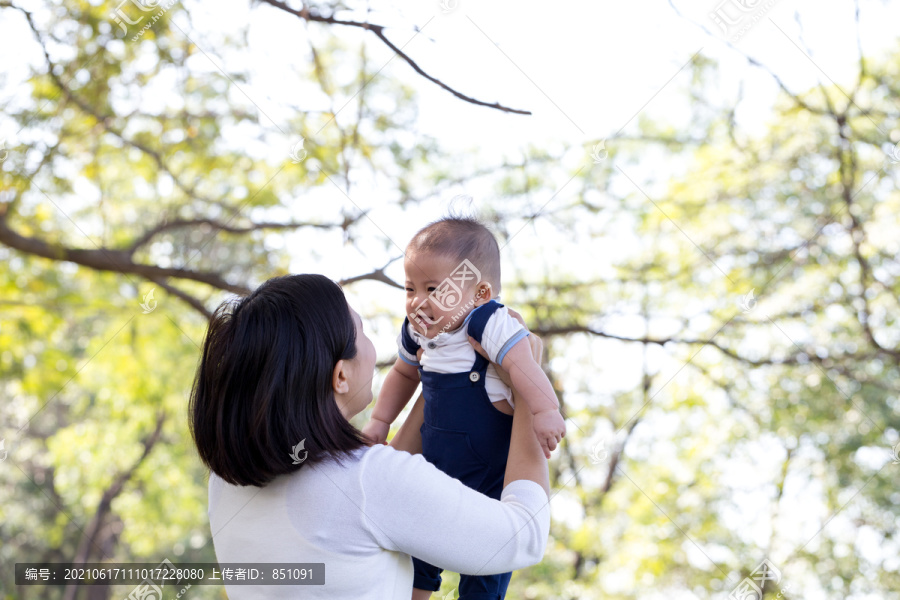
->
[189,274,550,599]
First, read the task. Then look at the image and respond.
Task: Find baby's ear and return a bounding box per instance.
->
[473,282,493,306]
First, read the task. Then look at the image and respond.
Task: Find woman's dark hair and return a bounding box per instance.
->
[189,274,368,487]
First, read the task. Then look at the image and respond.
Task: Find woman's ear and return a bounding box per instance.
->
[332,359,350,395]
[473,282,494,307]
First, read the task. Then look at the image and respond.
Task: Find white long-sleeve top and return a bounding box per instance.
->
[207,443,550,599]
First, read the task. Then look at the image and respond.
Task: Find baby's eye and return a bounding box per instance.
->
[405,287,414,292]
[427,287,436,292]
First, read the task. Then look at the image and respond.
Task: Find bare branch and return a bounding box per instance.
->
[339,266,403,289]
[62,412,166,600]
[257,0,531,115]
[146,276,212,319]
[531,323,892,368]
[13,3,221,207]
[129,218,338,255]
[0,208,250,295]
[667,0,822,115]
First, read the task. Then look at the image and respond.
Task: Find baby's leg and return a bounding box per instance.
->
[412,555,442,599]
[459,570,513,599]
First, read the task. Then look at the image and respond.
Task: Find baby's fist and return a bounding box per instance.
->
[362,418,390,445]
[533,409,566,459]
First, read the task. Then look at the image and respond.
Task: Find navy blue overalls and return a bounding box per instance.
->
[403,300,516,599]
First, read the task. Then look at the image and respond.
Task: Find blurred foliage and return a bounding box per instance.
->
[1,1,899,599]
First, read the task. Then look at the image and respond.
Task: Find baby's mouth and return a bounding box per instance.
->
[412,308,437,323]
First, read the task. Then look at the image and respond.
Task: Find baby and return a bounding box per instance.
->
[362,216,566,599]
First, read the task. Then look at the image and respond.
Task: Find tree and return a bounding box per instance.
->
[1,0,898,598]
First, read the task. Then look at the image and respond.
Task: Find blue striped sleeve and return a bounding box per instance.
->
[396,330,420,366]
[496,329,530,366]
[398,353,420,367]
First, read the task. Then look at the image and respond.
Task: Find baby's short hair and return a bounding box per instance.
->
[408,216,501,293]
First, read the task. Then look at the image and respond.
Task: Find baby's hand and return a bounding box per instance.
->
[533,409,566,459]
[362,418,390,445]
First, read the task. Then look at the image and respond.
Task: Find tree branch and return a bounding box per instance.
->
[531,323,890,368]
[667,0,823,115]
[0,208,250,295]
[339,266,403,289]
[128,217,338,255]
[13,3,221,207]
[62,412,166,600]
[146,276,212,319]
[257,0,531,115]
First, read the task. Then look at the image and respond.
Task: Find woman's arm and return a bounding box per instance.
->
[361,321,550,574]
[359,445,550,576]
[503,388,550,496]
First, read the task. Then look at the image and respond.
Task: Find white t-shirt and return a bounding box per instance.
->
[207,444,550,599]
[398,303,529,409]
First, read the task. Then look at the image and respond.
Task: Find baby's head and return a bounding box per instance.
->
[404,216,501,337]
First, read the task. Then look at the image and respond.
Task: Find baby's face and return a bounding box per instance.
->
[404,250,483,338]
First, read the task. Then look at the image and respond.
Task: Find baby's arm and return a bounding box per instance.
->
[388,391,425,455]
[361,358,420,445]
[497,340,566,459]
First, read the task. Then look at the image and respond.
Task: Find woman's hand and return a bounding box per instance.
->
[468,308,543,387]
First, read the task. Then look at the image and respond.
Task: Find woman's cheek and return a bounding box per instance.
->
[366,337,377,366]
